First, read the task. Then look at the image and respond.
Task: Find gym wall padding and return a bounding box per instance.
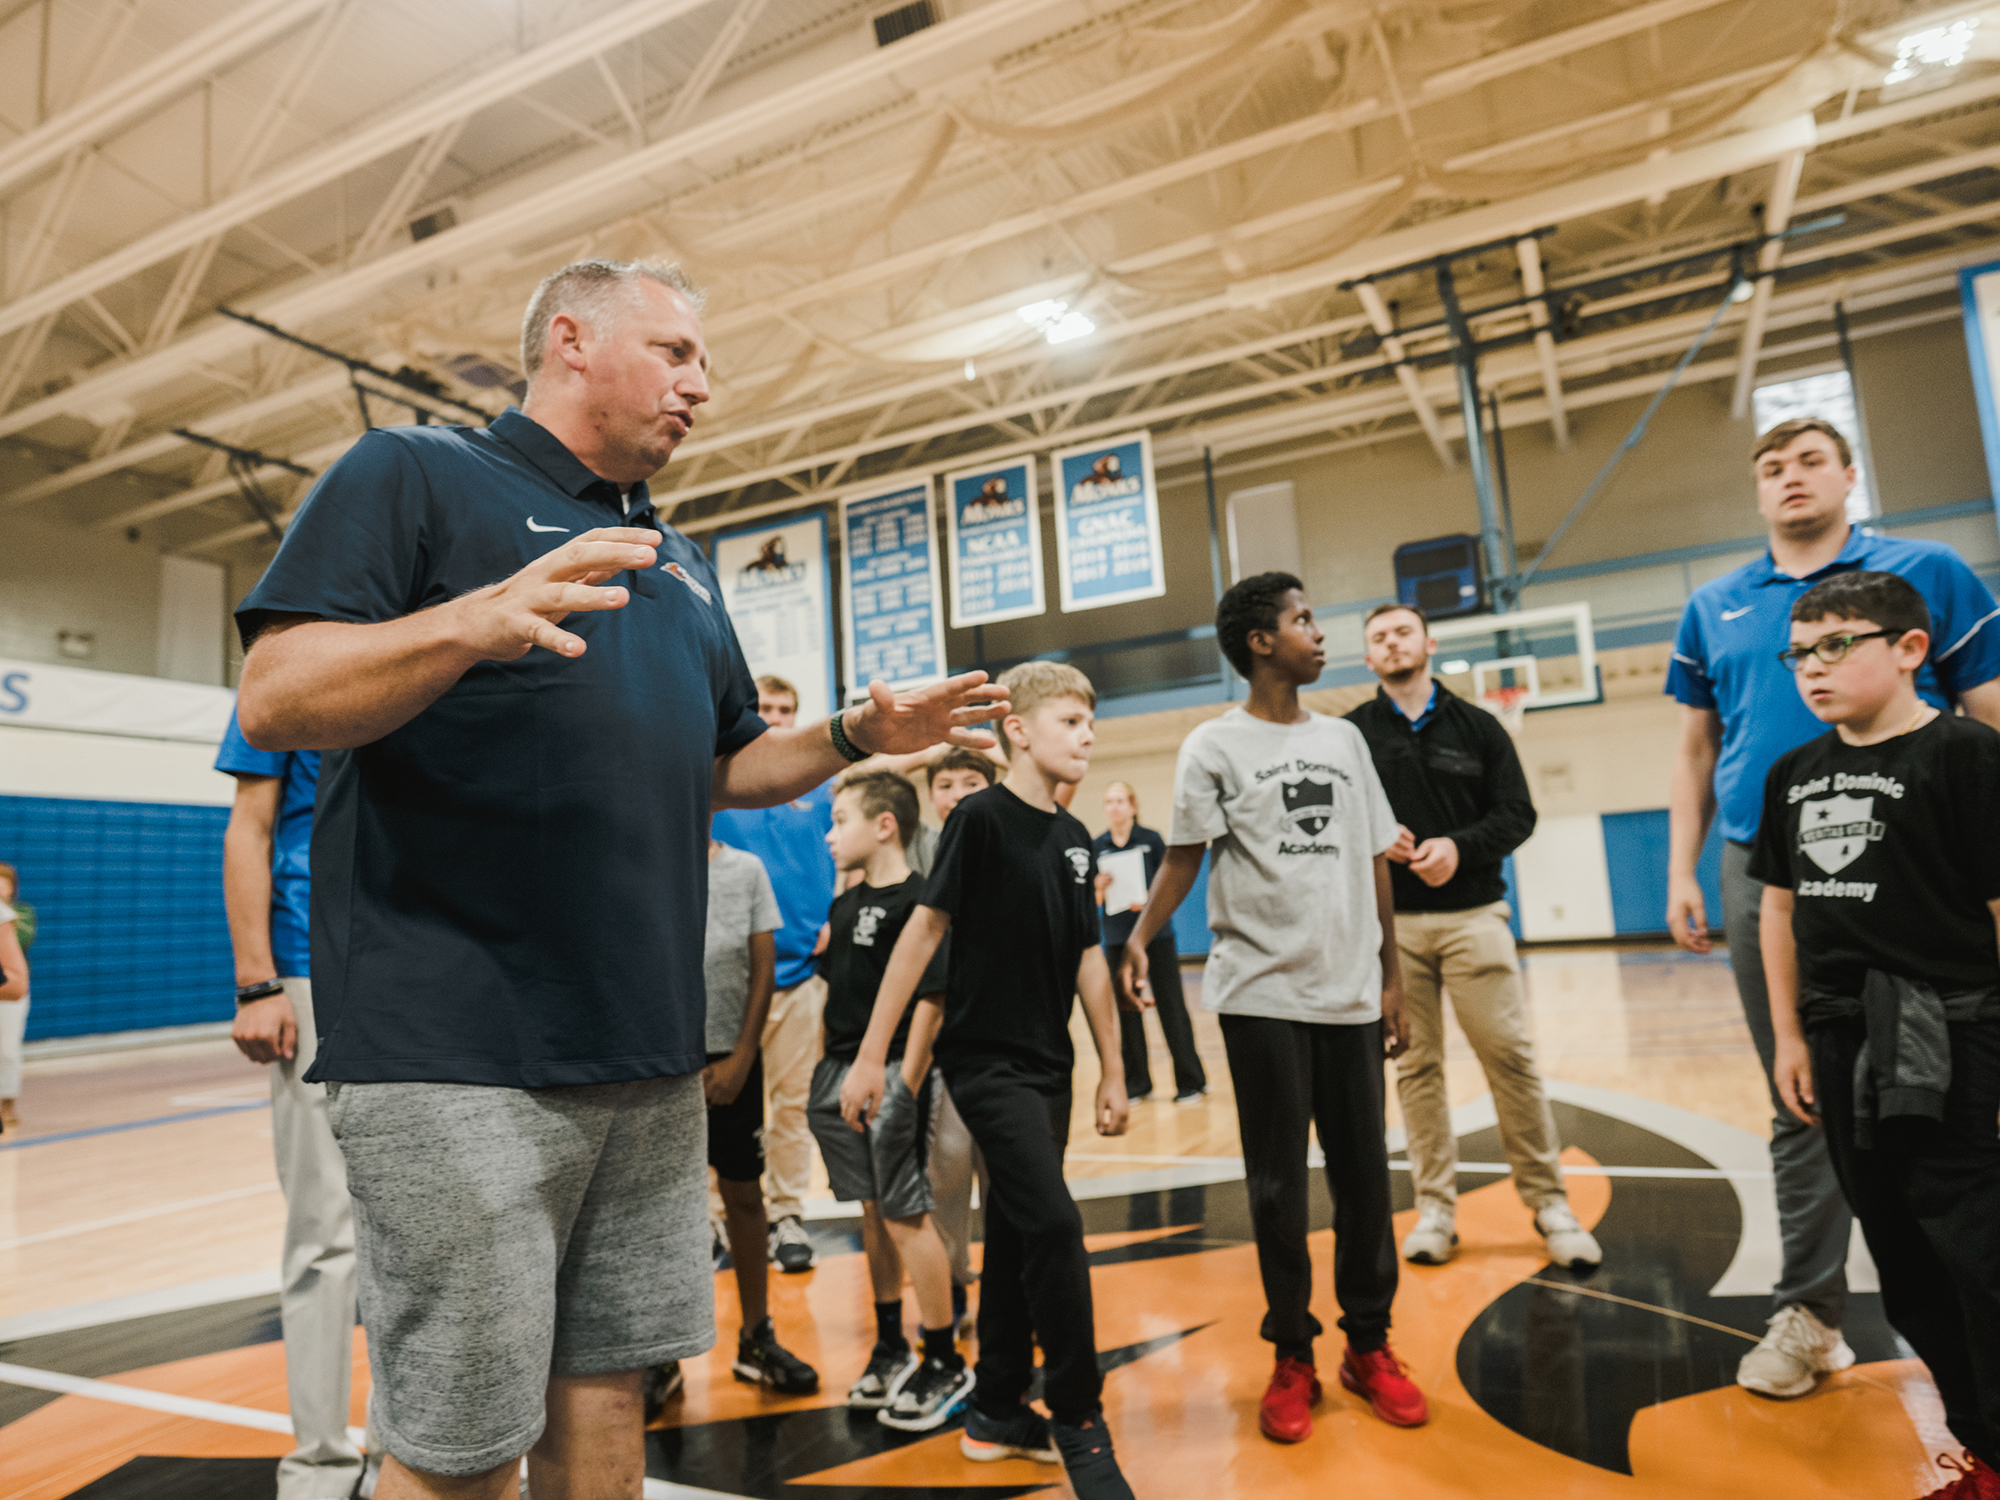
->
[0,794,234,1039]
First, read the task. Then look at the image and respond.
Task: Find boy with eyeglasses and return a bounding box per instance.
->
[1751,571,2000,1500]
[1665,418,2000,1398]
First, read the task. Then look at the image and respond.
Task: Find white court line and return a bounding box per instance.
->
[0,1360,752,1499]
[1062,1151,1771,1181]
[0,1181,281,1252]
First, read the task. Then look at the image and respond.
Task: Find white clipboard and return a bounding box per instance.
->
[1098,846,1148,912]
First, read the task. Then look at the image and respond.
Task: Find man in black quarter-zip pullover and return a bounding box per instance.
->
[1346,603,1602,1273]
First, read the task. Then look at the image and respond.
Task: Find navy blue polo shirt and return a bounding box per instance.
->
[1666,529,2000,845]
[236,409,766,1088]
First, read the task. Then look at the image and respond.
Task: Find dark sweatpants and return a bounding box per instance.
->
[1221,1013,1399,1359]
[1110,932,1208,1099]
[1810,1016,2000,1468]
[945,1060,1103,1424]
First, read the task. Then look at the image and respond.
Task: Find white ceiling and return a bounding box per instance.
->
[1,0,1997,562]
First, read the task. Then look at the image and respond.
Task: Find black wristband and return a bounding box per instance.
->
[828,708,871,763]
[236,979,285,1004]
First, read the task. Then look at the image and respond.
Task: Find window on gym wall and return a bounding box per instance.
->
[1752,371,1876,523]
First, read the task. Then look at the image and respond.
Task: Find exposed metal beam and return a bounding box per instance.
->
[1353,282,1455,468]
[0,0,340,199]
[654,0,773,137]
[1729,148,1804,418]
[0,0,727,341]
[1515,235,1570,448]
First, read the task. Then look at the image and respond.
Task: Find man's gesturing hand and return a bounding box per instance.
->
[452,527,661,662]
[846,672,1010,755]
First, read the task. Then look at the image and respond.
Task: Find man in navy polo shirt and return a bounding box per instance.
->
[1666,416,2000,1402]
[233,258,1007,1500]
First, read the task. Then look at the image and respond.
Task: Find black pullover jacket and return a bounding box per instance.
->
[1345,682,1538,913]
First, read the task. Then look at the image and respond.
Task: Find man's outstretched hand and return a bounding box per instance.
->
[450,526,662,663]
[847,672,1010,755]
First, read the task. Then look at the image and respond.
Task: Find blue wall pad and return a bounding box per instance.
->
[0,795,234,1039]
[1170,847,1211,958]
[1601,809,1724,938]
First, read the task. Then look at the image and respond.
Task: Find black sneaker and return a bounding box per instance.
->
[732,1319,820,1396]
[960,1401,1058,1463]
[1050,1412,1135,1499]
[769,1215,817,1273]
[847,1343,919,1409]
[878,1355,974,1432]
[642,1362,683,1424]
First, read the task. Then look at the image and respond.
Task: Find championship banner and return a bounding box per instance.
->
[1959,260,2000,519]
[713,512,836,725]
[840,481,947,696]
[943,457,1045,627]
[1051,430,1167,612]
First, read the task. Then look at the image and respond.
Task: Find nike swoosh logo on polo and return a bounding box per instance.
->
[525,517,570,533]
[1721,606,1753,621]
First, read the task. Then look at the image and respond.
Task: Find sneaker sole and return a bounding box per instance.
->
[731,1360,819,1396]
[1337,1366,1429,1427]
[877,1372,975,1431]
[1403,1247,1455,1265]
[960,1436,1058,1464]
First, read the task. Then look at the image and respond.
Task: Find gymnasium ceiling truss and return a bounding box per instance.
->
[1,0,1997,565]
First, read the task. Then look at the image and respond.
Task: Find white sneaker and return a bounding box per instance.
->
[1534,1201,1603,1270]
[1736,1304,1856,1398]
[1401,1202,1457,1264]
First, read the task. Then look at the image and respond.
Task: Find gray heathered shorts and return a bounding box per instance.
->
[805,1056,933,1220]
[326,1074,711,1476]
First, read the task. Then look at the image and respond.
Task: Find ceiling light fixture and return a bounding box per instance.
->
[1016,298,1095,345]
[1883,17,1979,85]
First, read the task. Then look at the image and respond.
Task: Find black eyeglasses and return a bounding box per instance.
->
[1776,629,1903,671]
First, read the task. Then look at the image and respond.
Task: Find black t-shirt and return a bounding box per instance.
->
[923,784,1099,1090]
[818,873,949,1062]
[1748,713,2000,1009]
[1092,824,1166,949]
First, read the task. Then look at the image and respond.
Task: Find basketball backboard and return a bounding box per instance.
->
[1426,601,1600,718]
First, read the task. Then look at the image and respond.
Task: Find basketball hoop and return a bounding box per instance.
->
[1481,684,1531,735]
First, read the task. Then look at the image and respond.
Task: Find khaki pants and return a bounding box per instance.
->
[760,973,825,1223]
[1393,904,1566,1215]
[273,979,373,1500]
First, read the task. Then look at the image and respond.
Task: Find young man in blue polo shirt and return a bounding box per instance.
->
[711,672,835,1275]
[216,710,377,1500]
[1665,416,2000,1400]
[233,258,1007,1500]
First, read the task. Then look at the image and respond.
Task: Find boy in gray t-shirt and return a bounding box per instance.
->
[1120,572,1426,1450]
[647,841,816,1415]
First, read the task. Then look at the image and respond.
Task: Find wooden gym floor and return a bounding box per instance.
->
[0,943,1955,1498]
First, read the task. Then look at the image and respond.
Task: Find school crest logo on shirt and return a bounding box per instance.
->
[852,905,885,947]
[1797,793,1885,874]
[663,561,713,604]
[1065,847,1092,884]
[1280,777,1335,837]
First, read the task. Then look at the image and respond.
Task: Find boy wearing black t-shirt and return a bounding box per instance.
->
[1751,571,2000,1500]
[805,772,969,1431]
[841,661,1136,1500]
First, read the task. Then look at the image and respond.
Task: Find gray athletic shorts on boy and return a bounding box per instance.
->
[327,1074,712,1476]
[806,1057,933,1220]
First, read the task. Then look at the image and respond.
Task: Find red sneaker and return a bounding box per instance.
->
[1921,1452,2000,1499]
[1258,1357,1321,1443]
[1338,1343,1429,1427]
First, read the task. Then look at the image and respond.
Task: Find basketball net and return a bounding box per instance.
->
[1481,684,1530,735]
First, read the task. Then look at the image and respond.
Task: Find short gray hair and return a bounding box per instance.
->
[519,258,705,381]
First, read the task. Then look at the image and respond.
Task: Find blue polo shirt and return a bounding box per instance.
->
[711,784,835,991]
[214,708,319,978]
[1666,529,2000,845]
[236,409,766,1088]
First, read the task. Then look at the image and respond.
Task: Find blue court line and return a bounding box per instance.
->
[0,1101,271,1151]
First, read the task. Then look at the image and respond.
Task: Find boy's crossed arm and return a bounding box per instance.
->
[840,905,951,1130]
